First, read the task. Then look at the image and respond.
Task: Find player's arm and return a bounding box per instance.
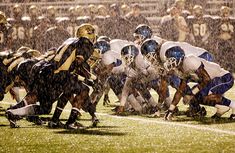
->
[165,78,187,120]
[192,62,211,93]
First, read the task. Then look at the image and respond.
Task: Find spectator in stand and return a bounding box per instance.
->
[125,3,149,41]
[174,0,191,18]
[160,6,188,42]
[103,3,132,40]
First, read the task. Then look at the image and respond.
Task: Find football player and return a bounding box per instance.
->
[7,4,27,51]
[0,11,12,51]
[186,5,214,49]
[133,24,152,45]
[5,24,97,128]
[116,44,160,115]
[161,47,235,120]
[65,7,78,37]
[46,6,57,26]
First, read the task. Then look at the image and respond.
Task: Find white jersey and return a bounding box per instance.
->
[102,39,135,75]
[160,41,208,62]
[182,55,229,79]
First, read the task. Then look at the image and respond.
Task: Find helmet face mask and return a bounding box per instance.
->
[163,46,185,72]
[145,52,159,66]
[163,57,181,72]
[121,45,139,66]
[122,54,135,66]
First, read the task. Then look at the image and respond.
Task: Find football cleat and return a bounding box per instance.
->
[164,110,173,120]
[48,121,64,128]
[5,111,20,128]
[91,116,100,127]
[229,114,235,120]
[65,122,85,130]
[211,113,221,120]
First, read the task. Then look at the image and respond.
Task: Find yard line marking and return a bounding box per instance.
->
[1,101,235,136]
[96,113,235,136]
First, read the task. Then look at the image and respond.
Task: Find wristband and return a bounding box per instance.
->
[192,86,200,95]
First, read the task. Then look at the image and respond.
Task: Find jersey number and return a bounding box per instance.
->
[193,24,207,37]
[12,27,25,40]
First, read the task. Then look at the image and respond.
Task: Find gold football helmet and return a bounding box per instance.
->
[13,4,22,14]
[76,23,96,43]
[220,6,231,17]
[47,6,56,16]
[0,11,7,24]
[193,5,203,17]
[29,5,39,16]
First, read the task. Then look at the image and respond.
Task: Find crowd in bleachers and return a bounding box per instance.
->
[0,0,235,71]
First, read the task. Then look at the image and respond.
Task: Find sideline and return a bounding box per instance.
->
[1,101,235,136]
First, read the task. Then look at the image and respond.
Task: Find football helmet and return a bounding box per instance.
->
[47,6,56,16]
[97,36,111,42]
[193,5,203,18]
[69,6,76,16]
[94,40,111,54]
[88,4,97,15]
[220,6,230,17]
[141,39,160,66]
[97,5,107,16]
[29,5,38,17]
[163,46,185,71]
[134,24,152,43]
[121,44,139,66]
[0,11,7,24]
[13,4,22,14]
[76,23,96,43]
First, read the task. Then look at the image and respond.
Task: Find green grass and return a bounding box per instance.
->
[0,87,235,153]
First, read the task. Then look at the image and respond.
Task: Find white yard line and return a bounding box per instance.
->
[1,101,235,136]
[96,113,235,136]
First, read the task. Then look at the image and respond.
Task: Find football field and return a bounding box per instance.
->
[0,87,235,153]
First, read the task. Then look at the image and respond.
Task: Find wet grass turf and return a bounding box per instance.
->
[0,87,235,153]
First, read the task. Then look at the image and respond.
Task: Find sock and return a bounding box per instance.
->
[66,108,80,125]
[148,97,157,108]
[127,94,142,112]
[164,97,172,107]
[9,104,40,117]
[51,107,63,122]
[229,101,235,114]
[51,95,69,122]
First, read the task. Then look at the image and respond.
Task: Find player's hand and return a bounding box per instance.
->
[164,110,173,121]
